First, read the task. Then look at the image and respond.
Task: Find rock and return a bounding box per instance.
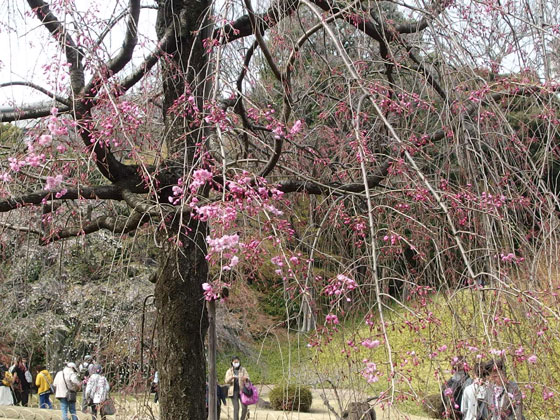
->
[257,399,272,409]
[343,402,376,420]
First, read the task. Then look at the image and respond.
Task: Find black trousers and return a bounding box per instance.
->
[14,388,29,406]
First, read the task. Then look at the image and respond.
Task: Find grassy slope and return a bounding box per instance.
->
[234,289,560,418]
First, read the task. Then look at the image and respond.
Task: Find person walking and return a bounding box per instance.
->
[461,362,488,420]
[85,364,110,420]
[35,365,54,409]
[79,355,93,412]
[484,360,524,420]
[224,356,250,420]
[0,357,14,406]
[53,362,82,420]
[12,356,31,406]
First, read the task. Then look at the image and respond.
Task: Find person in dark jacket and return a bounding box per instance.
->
[206,382,227,419]
[12,357,31,406]
[442,356,472,420]
[484,359,524,420]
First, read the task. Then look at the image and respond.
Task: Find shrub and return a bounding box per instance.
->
[422,393,444,419]
[269,384,313,412]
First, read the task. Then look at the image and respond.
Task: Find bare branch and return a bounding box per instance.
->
[0,82,70,106]
[0,221,42,236]
[113,9,189,95]
[0,185,126,213]
[42,210,148,244]
[244,0,283,81]
[277,161,391,195]
[101,0,141,77]
[214,0,299,44]
[27,0,85,94]
[0,103,70,122]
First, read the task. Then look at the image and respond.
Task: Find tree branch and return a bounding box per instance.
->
[0,185,125,213]
[42,210,148,244]
[27,0,85,94]
[213,0,299,44]
[0,82,70,106]
[93,0,141,84]
[277,161,391,194]
[0,103,70,122]
[0,221,42,236]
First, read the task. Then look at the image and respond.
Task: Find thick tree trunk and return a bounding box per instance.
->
[155,223,208,419]
[154,1,212,418]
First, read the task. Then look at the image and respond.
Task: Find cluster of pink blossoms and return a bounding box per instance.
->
[202,282,219,301]
[324,274,357,302]
[361,339,380,349]
[360,359,379,383]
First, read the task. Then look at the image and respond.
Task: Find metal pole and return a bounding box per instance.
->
[208,299,217,420]
[140,294,154,375]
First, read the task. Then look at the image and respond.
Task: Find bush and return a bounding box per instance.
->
[269,384,313,412]
[422,393,444,419]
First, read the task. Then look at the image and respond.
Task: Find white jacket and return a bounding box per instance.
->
[461,380,487,420]
[85,374,109,404]
[53,367,81,399]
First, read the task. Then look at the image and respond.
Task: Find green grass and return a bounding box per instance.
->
[217,330,313,385]
[227,289,560,418]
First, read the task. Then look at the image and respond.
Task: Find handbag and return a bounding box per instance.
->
[67,390,77,403]
[100,397,116,415]
[240,381,259,406]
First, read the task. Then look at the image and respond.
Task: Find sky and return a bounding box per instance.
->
[0,1,158,109]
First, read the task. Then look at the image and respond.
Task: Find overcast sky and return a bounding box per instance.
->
[0,1,158,108]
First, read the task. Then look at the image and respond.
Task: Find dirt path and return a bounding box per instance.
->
[0,387,433,420]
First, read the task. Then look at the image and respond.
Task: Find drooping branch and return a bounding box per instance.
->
[0,82,70,106]
[27,0,85,95]
[87,0,141,92]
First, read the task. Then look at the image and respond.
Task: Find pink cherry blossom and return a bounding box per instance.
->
[38,134,52,146]
[361,339,380,349]
[45,175,63,191]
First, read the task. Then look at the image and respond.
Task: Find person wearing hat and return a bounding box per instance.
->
[85,364,110,420]
[53,362,82,420]
[224,356,250,420]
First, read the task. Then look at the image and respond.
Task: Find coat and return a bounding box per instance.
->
[461,380,487,420]
[53,367,81,399]
[485,381,524,420]
[35,370,54,395]
[85,373,109,404]
[224,366,249,397]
